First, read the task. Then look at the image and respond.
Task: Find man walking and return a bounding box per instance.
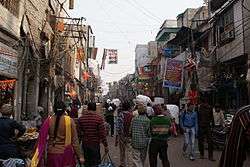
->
[105,101,116,136]
[149,104,171,167]
[130,103,150,167]
[78,102,109,167]
[180,104,198,161]
[198,96,215,161]
[115,101,133,167]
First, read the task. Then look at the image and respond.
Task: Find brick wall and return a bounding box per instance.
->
[0,2,22,37]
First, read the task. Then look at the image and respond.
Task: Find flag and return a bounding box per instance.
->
[88,47,98,60]
[107,49,118,64]
[82,71,90,80]
[77,48,84,61]
[56,21,64,32]
[100,49,107,70]
[184,56,197,71]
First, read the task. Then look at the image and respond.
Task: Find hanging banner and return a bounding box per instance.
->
[138,65,154,80]
[106,49,118,64]
[0,80,16,91]
[88,47,98,60]
[163,59,184,89]
[100,49,107,70]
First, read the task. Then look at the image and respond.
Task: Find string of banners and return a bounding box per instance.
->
[0,79,16,91]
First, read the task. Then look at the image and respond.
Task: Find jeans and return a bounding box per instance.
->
[183,127,196,157]
[149,139,170,167]
[106,115,114,136]
[132,147,147,167]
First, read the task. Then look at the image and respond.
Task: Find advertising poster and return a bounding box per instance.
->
[163,59,184,89]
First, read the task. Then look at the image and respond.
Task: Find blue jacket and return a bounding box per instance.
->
[180,111,198,133]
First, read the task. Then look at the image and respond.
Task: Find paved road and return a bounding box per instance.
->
[105,136,250,167]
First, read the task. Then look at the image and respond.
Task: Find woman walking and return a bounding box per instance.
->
[31,101,84,167]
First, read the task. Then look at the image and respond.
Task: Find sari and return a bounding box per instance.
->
[31,116,76,167]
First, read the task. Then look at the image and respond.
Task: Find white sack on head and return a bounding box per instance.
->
[153,97,165,105]
[112,98,121,107]
[136,95,152,106]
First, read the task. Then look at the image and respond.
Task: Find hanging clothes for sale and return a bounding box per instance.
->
[0,79,16,106]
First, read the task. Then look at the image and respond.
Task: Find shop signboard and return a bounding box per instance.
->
[0,46,17,78]
[163,59,184,89]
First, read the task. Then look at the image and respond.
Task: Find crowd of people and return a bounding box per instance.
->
[0,94,250,167]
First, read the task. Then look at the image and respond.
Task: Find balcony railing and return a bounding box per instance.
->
[0,0,20,16]
[210,0,228,13]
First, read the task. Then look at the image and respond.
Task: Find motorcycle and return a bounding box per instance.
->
[212,113,234,150]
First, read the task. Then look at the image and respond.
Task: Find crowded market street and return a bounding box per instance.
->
[1,0,250,167]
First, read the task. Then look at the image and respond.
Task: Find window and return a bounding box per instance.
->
[0,0,20,16]
[219,8,235,44]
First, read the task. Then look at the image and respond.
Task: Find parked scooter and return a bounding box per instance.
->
[212,113,234,150]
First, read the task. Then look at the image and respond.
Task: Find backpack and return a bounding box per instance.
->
[123,111,133,137]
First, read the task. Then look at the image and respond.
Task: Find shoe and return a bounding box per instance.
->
[200,155,205,159]
[182,151,187,157]
[209,158,216,161]
[190,156,195,161]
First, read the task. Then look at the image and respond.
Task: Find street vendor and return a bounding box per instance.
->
[0,104,26,160]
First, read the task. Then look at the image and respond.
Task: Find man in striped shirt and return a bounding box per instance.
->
[78,102,109,167]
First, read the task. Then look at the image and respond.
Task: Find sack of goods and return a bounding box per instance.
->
[98,154,116,167]
[135,95,152,106]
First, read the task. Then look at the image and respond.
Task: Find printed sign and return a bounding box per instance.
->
[106,49,118,64]
[163,59,183,89]
[0,47,17,78]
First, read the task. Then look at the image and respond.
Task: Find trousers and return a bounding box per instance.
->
[149,139,170,167]
[132,147,147,167]
[198,126,214,158]
[183,127,196,157]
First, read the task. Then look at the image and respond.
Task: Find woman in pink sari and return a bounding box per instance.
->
[31,101,84,167]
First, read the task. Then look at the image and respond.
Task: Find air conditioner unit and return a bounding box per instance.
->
[220,29,235,43]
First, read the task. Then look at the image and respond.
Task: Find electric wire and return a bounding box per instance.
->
[96,0,132,47]
[117,0,161,23]
[129,0,162,21]
[109,0,156,27]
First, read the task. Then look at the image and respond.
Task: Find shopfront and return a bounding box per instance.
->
[214,55,248,111]
[0,42,17,106]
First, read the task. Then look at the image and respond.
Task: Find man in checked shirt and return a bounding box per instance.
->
[130,103,150,167]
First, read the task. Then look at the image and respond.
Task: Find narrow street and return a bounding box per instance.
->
[1,0,250,167]
[106,136,250,167]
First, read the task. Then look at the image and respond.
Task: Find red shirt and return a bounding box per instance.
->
[188,90,198,105]
[78,112,108,147]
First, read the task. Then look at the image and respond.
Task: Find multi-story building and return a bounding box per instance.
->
[0,0,21,112]
[209,0,248,109]
[0,0,86,121]
[177,8,199,28]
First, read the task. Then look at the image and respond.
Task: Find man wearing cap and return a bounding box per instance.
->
[0,104,26,160]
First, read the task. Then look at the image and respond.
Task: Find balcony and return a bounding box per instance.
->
[210,0,228,13]
[0,0,20,16]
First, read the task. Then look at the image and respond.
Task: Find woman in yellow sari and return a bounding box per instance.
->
[31,101,84,167]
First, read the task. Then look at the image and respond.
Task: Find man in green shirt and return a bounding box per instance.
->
[149,104,171,167]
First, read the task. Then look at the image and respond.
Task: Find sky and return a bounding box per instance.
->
[70,0,205,94]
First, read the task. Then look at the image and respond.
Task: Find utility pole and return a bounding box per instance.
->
[86,25,90,101]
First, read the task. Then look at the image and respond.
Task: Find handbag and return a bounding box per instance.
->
[98,153,116,167]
